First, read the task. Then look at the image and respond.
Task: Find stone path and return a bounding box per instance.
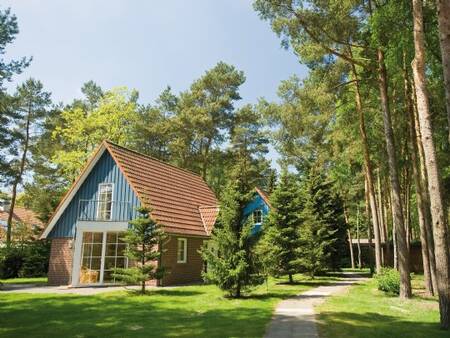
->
[264,277,366,338]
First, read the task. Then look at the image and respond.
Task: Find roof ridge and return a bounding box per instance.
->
[103,140,203,179]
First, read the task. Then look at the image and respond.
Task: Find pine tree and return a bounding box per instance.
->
[4,79,51,247]
[308,172,347,271]
[297,169,346,277]
[113,207,166,295]
[259,170,302,283]
[298,200,331,278]
[201,162,264,298]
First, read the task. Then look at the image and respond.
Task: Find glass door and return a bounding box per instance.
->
[79,231,127,285]
[103,232,128,283]
[79,232,103,285]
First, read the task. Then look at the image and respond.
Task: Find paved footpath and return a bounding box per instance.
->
[264,277,366,338]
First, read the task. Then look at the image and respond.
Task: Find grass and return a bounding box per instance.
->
[0,277,48,285]
[0,274,338,338]
[317,274,446,338]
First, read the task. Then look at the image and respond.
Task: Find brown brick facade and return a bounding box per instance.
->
[160,235,206,286]
[48,238,73,285]
[47,235,207,287]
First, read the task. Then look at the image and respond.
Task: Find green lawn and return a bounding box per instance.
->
[317,275,446,338]
[0,277,48,285]
[0,275,337,338]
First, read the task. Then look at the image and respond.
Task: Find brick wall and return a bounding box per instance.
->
[47,235,207,287]
[48,238,73,285]
[160,235,206,286]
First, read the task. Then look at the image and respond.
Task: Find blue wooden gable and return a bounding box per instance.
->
[48,151,140,238]
[243,192,270,234]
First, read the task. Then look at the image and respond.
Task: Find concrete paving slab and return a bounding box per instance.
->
[264,277,367,338]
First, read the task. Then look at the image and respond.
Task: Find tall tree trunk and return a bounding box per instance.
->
[377,169,386,266]
[404,172,411,252]
[383,190,392,266]
[344,206,355,269]
[404,53,434,296]
[377,169,386,244]
[392,204,398,270]
[347,229,355,269]
[413,82,439,294]
[364,176,375,272]
[356,206,362,269]
[350,54,383,273]
[412,0,450,328]
[436,0,450,143]
[6,112,31,248]
[377,48,411,298]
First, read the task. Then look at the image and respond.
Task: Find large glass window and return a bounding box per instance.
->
[97,183,113,220]
[79,231,127,285]
[177,238,187,263]
[103,232,128,283]
[79,232,103,284]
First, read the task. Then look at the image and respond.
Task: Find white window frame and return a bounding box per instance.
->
[177,238,187,263]
[71,221,129,287]
[97,183,114,221]
[253,209,263,224]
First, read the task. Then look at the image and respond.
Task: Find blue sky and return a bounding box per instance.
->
[3,0,308,168]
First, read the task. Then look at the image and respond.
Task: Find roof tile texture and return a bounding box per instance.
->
[106,142,218,237]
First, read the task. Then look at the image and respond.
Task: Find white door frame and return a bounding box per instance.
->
[71,221,128,287]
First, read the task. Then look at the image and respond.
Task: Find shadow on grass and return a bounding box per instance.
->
[0,290,274,338]
[150,289,204,297]
[318,311,447,338]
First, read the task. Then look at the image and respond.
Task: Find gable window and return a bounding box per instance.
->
[253,209,263,224]
[97,183,113,220]
[177,238,187,263]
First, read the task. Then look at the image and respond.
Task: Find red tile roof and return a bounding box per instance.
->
[255,187,271,208]
[0,207,43,226]
[105,141,218,237]
[198,206,219,235]
[0,207,43,242]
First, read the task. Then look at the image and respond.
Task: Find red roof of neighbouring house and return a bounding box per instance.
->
[105,141,218,237]
[0,207,43,227]
[0,206,43,241]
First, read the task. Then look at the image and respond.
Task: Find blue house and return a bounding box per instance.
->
[41,140,271,287]
[244,187,271,234]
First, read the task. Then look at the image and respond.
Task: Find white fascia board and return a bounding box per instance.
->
[40,146,107,239]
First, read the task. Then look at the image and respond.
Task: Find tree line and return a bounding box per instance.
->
[254,0,450,329]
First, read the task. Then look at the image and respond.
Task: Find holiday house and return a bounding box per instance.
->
[41,140,271,287]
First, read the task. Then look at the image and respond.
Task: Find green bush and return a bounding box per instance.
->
[375,268,400,294]
[20,241,51,277]
[0,241,50,279]
[0,247,24,279]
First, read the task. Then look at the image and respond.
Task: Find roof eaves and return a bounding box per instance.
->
[255,187,272,208]
[40,142,108,239]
